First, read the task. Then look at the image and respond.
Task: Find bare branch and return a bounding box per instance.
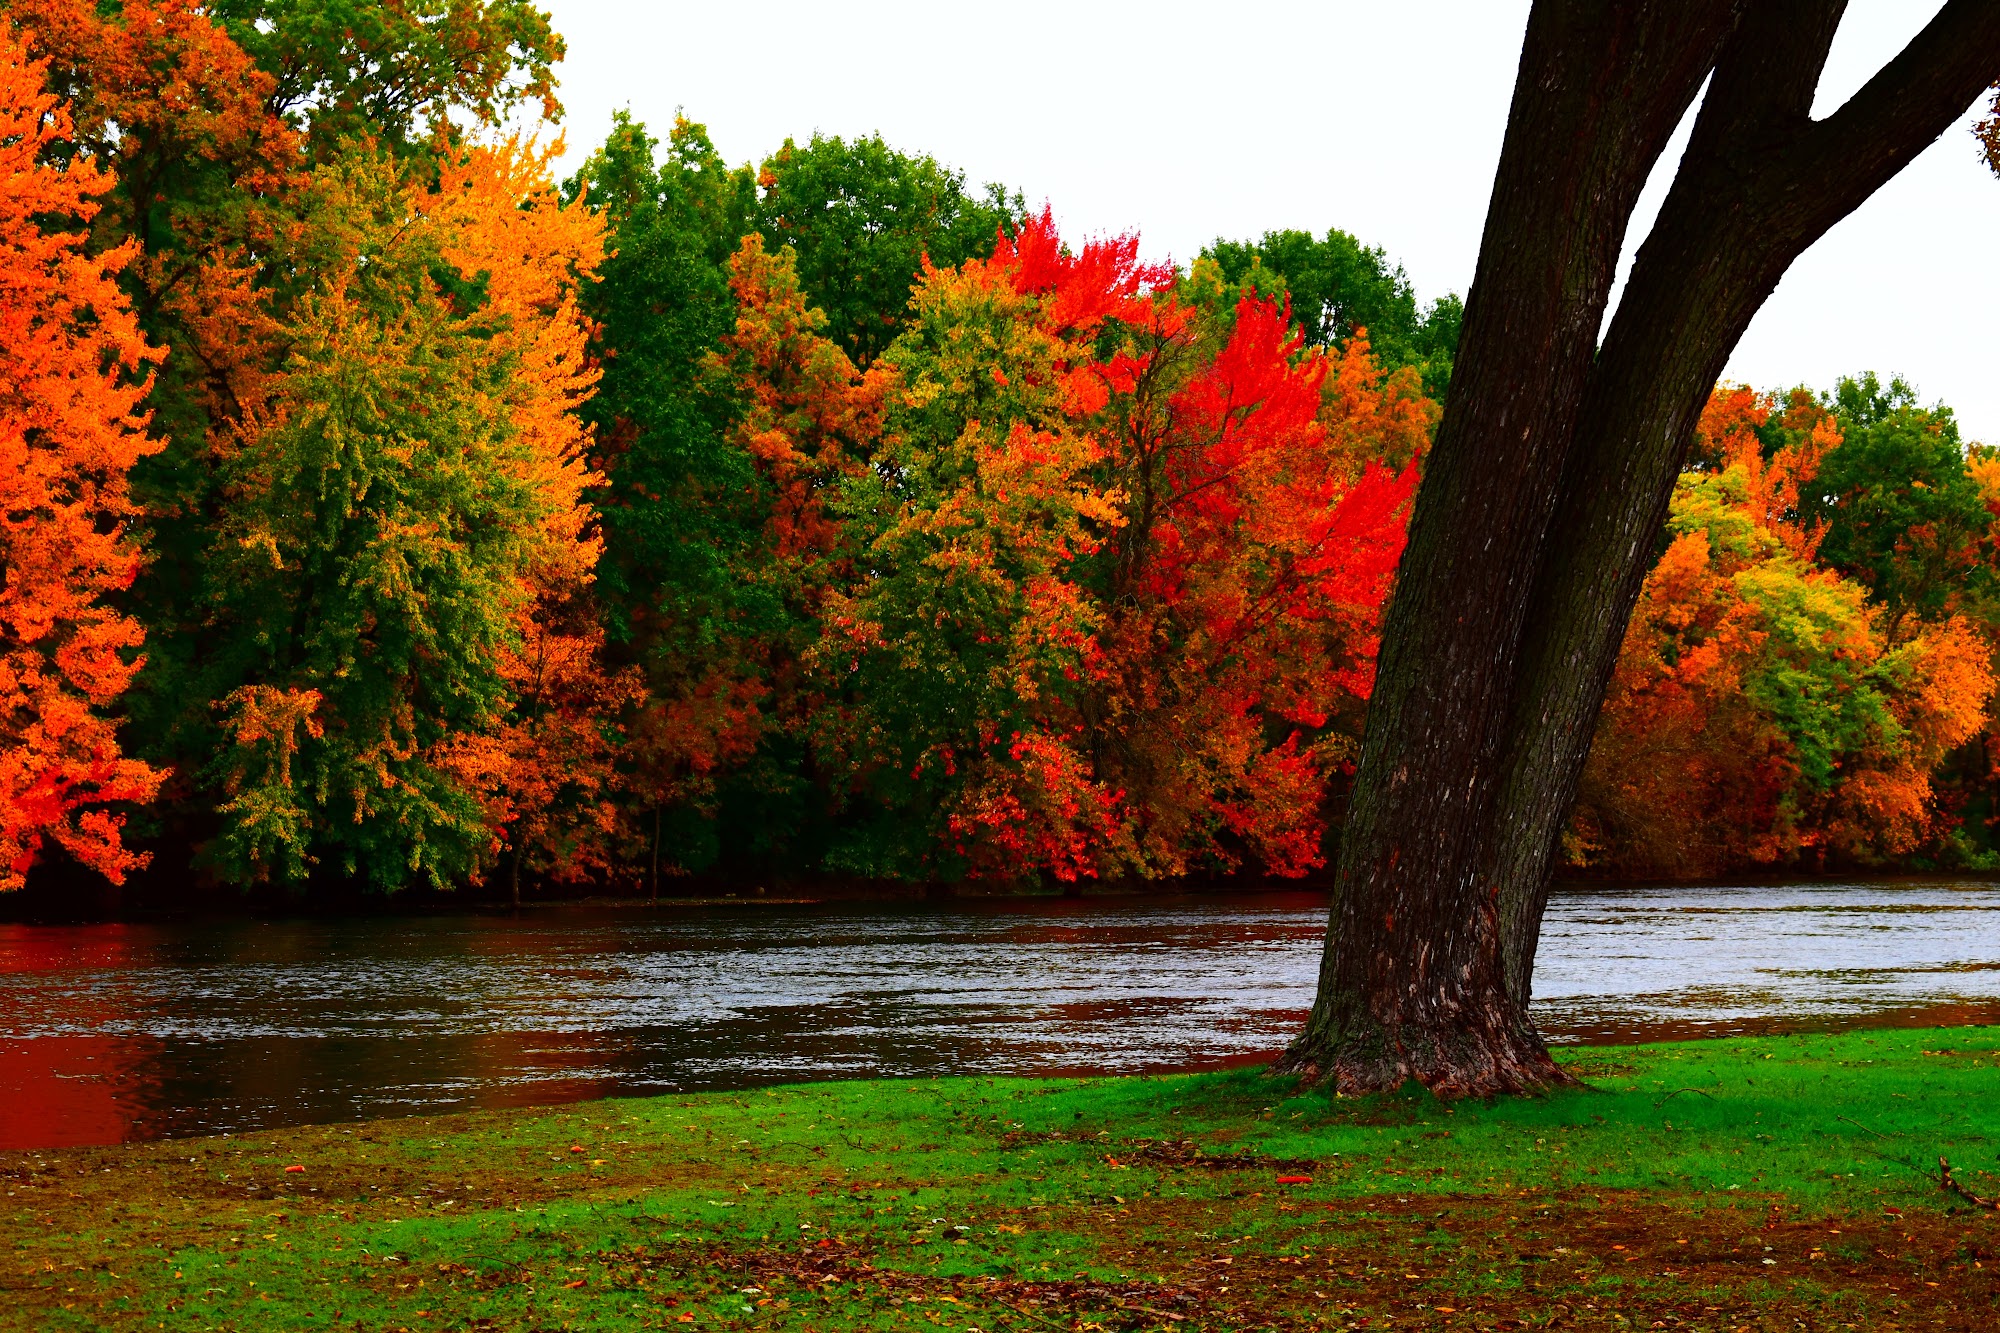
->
[1786,0,2000,225]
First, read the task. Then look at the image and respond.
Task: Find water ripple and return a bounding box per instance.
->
[0,880,1994,1147]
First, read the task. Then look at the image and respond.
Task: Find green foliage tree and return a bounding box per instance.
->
[568,120,1027,878]
[566,114,759,653]
[1203,227,1462,397]
[204,144,603,890]
[210,0,564,158]
[1798,373,1992,638]
[755,132,1024,364]
[563,115,795,875]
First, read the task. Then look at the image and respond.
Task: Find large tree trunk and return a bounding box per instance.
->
[1277,0,1742,1096]
[1492,0,2000,1006]
[1282,0,2000,1097]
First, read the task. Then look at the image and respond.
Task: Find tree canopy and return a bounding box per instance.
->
[1204,227,1462,398]
[0,3,1997,917]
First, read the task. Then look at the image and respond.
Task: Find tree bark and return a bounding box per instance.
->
[1282,0,2000,1097]
[1277,0,1742,1096]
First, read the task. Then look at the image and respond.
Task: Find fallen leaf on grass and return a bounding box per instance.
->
[1276,1175,1313,1185]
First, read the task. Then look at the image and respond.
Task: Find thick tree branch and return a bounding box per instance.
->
[1792,0,2000,216]
[1683,0,1843,146]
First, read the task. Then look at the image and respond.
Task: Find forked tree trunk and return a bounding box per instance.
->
[1492,0,2000,1006]
[1281,0,2000,1098]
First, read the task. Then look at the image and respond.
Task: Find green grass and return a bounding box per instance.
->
[5,1026,1997,1331]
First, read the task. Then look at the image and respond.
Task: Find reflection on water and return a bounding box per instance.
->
[1,880,1995,1149]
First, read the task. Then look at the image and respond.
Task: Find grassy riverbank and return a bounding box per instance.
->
[4,1028,1996,1332]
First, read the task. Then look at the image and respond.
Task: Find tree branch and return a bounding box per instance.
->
[1682,0,1845,160]
[1785,0,2000,226]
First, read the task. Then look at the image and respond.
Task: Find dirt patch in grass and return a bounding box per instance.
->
[698,1196,1992,1329]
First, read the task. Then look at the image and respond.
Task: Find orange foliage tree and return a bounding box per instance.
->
[429,141,642,893]
[1573,386,1994,876]
[0,21,165,888]
[4,0,305,808]
[6,0,300,444]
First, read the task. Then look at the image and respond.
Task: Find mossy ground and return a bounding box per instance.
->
[4,1027,1997,1331]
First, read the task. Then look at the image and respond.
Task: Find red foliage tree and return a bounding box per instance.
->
[809,211,1428,881]
[1093,268,1427,877]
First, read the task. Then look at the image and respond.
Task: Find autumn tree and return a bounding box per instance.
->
[4,0,574,871]
[684,234,893,875]
[1573,387,1993,875]
[428,138,634,899]
[0,20,164,888]
[809,213,1424,882]
[205,141,608,890]
[2,4,303,739]
[1283,1,2000,1096]
[438,590,644,904]
[804,214,1147,878]
[1078,260,1427,881]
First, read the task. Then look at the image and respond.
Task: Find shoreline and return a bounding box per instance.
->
[6,1025,1996,1330]
[5,868,1997,926]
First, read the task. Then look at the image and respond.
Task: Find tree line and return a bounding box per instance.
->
[2,0,1997,902]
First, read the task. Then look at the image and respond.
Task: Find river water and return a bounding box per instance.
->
[1,880,1996,1150]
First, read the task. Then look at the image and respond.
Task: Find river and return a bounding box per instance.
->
[1,880,1995,1149]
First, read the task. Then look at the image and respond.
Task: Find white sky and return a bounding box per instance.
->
[537,1,1999,442]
